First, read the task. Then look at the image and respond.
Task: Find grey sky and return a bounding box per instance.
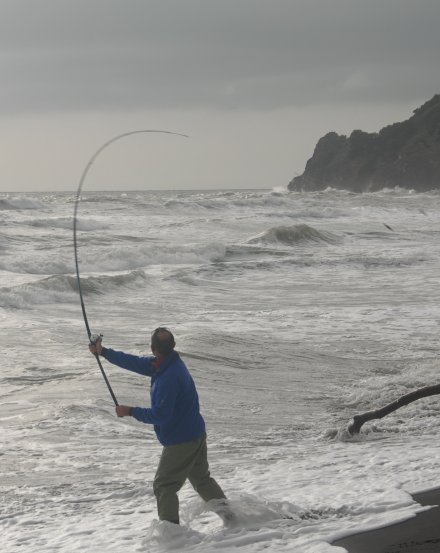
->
[1,0,439,191]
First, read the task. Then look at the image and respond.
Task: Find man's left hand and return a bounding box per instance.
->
[116,405,132,417]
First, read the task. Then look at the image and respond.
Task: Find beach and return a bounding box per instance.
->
[334,488,440,553]
[2,188,440,552]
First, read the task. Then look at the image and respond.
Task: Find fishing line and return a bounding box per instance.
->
[73,129,189,405]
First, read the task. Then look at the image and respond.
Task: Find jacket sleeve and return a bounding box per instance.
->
[131,375,179,425]
[102,348,155,377]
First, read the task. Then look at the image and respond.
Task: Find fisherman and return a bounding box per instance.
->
[89,327,229,525]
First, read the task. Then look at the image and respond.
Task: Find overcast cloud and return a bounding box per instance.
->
[1,0,439,191]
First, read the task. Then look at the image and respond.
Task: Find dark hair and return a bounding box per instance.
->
[151,327,176,356]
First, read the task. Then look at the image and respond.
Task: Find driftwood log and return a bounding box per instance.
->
[348,384,440,435]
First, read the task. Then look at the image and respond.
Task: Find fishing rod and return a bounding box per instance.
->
[73,129,189,405]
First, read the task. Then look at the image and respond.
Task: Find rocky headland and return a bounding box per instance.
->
[289,94,440,192]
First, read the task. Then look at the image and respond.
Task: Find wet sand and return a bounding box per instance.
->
[333,488,440,553]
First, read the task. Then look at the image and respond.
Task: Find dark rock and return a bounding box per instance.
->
[288,94,440,192]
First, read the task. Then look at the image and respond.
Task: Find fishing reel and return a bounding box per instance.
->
[90,333,103,345]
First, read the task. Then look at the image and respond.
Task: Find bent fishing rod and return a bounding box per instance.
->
[73,129,189,405]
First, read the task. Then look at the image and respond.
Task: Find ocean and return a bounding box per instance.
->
[2,187,440,552]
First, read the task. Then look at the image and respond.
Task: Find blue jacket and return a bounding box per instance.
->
[102,348,205,446]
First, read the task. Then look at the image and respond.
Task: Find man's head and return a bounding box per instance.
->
[151,327,176,357]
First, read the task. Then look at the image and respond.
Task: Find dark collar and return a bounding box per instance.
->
[153,351,178,374]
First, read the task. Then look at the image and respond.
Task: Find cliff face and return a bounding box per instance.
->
[288,95,440,192]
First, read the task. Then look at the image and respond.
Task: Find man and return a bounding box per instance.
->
[89,327,228,525]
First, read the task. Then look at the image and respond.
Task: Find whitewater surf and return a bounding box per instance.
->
[2,187,440,552]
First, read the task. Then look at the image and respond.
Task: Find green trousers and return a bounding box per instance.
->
[153,433,226,524]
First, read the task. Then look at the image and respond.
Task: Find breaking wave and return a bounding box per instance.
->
[0,269,149,309]
[0,256,74,275]
[0,197,46,210]
[77,242,227,272]
[0,241,227,276]
[247,224,338,246]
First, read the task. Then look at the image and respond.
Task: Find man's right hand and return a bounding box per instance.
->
[89,335,103,355]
